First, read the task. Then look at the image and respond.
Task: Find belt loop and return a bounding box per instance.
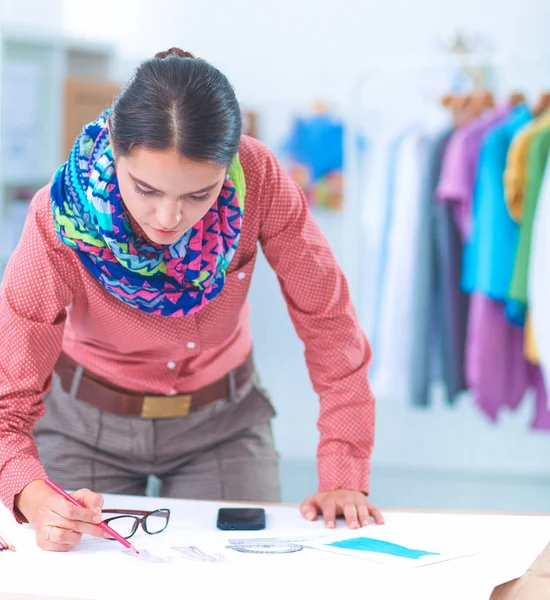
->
[69,365,85,400]
[228,368,237,402]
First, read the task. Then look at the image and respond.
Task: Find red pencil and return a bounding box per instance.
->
[44,477,139,554]
[0,530,15,551]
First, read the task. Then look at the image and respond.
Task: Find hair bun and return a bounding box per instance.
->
[154,47,195,60]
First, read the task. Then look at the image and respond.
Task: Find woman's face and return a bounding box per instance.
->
[115,146,226,245]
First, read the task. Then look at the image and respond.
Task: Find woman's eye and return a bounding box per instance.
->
[133,184,156,197]
[189,193,211,202]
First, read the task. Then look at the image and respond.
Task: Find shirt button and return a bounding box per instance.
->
[169,388,178,396]
[237,272,246,280]
[187,342,196,349]
[167,361,176,370]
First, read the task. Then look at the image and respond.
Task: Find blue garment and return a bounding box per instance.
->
[461,105,532,325]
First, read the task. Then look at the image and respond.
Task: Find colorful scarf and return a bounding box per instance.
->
[50,110,245,317]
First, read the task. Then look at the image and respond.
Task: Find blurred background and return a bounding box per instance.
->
[1,0,550,511]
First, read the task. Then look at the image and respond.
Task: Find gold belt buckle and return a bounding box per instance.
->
[141,394,192,419]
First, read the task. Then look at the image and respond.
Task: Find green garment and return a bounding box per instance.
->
[509,126,550,305]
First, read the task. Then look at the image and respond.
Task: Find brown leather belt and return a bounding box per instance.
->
[53,352,255,419]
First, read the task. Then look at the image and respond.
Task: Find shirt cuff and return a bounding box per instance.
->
[317,454,371,495]
[0,456,47,524]
[435,185,468,206]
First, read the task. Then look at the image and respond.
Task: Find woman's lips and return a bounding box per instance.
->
[151,227,181,237]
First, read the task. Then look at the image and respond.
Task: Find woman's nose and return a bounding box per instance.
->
[156,205,181,230]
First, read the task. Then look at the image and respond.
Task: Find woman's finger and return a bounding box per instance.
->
[320,499,337,528]
[72,488,104,512]
[357,503,371,527]
[342,502,360,529]
[47,511,106,538]
[300,497,319,521]
[37,525,82,551]
[368,503,385,525]
[47,494,101,525]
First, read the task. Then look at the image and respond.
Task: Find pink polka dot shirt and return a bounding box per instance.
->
[0,136,375,519]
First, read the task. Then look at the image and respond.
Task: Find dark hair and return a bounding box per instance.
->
[109,47,242,167]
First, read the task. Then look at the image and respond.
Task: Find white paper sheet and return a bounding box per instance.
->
[1,498,550,600]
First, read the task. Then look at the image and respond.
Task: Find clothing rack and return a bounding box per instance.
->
[342,53,550,312]
[338,53,550,477]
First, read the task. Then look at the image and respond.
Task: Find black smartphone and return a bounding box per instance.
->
[216,507,266,530]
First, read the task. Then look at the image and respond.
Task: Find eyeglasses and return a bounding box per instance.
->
[101,508,170,540]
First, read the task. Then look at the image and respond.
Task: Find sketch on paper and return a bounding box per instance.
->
[122,549,172,563]
[85,533,338,563]
[326,537,439,559]
[305,534,481,568]
[173,546,225,563]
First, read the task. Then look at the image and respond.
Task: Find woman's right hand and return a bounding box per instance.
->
[16,480,107,552]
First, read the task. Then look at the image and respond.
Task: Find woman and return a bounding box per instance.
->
[491,541,550,599]
[0,48,382,552]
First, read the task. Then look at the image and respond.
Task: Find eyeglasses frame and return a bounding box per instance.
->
[101,508,171,539]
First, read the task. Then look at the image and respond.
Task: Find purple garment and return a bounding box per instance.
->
[532,368,550,430]
[437,103,550,426]
[466,294,549,424]
[436,103,511,240]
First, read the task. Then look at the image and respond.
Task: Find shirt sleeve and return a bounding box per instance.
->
[435,130,472,239]
[504,127,530,222]
[0,189,76,521]
[435,130,470,205]
[257,145,375,494]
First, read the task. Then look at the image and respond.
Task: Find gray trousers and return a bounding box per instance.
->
[33,369,281,502]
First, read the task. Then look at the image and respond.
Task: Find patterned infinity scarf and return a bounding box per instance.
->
[50,110,245,317]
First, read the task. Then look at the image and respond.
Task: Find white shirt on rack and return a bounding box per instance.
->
[529,154,550,400]
[371,128,431,404]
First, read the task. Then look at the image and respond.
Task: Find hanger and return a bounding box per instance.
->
[448,89,492,125]
[509,91,526,107]
[465,90,495,117]
[533,92,550,117]
[311,98,330,114]
[440,94,455,108]
[441,94,470,126]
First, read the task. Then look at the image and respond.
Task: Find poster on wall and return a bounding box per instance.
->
[282,106,344,212]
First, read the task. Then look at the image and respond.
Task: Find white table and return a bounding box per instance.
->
[0,494,548,600]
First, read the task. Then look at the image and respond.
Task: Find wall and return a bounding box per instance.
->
[1,0,62,34]
[59,1,550,492]
[62,0,550,106]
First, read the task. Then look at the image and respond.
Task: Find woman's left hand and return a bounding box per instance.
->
[300,490,384,529]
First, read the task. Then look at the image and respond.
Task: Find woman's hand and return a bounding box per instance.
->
[17,480,106,552]
[300,490,384,529]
